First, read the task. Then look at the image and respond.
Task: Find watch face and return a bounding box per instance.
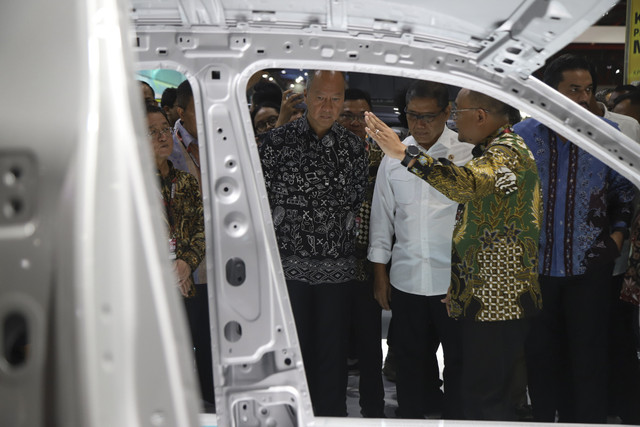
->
[407,145,421,157]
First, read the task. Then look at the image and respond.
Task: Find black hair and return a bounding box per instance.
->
[543,54,592,90]
[251,81,283,108]
[175,80,193,110]
[609,85,639,107]
[508,107,522,125]
[344,88,372,110]
[145,103,169,122]
[139,80,157,106]
[613,84,639,93]
[612,90,640,108]
[139,80,154,93]
[250,102,281,126]
[405,80,449,110]
[161,87,177,108]
[587,60,599,93]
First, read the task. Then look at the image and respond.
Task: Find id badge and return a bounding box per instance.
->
[169,238,177,260]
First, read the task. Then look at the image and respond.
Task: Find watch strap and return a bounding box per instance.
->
[400,153,413,167]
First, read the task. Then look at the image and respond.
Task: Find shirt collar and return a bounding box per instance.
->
[174,119,197,147]
[156,160,177,181]
[472,125,513,157]
[296,112,345,139]
[597,101,609,116]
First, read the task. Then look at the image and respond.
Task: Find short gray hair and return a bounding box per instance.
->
[306,70,347,91]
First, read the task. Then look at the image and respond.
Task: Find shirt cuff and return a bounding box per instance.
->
[407,153,434,176]
[367,246,391,264]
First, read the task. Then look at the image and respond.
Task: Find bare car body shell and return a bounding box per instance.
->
[0,0,636,426]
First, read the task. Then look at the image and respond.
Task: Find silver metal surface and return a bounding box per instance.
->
[0,0,632,426]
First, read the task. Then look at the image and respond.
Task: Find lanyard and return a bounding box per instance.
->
[161,174,178,235]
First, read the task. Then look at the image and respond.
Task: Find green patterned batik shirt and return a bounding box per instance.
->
[355,141,384,282]
[408,126,542,321]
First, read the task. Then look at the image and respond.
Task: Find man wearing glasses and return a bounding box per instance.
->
[365,87,542,421]
[338,88,371,141]
[514,54,636,424]
[368,80,472,419]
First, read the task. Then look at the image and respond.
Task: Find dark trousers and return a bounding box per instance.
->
[390,286,462,419]
[349,280,385,417]
[183,283,215,410]
[286,280,351,417]
[608,274,640,424]
[526,267,612,424]
[460,318,529,421]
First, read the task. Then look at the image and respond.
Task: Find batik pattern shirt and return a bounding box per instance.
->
[354,140,384,282]
[514,118,635,276]
[259,116,368,284]
[407,126,543,321]
[167,121,207,285]
[157,161,205,292]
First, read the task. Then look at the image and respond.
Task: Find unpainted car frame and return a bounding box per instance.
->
[0,0,635,426]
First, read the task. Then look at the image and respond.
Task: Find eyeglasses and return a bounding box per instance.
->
[450,107,488,120]
[147,126,174,138]
[339,112,366,123]
[404,107,446,123]
[255,116,278,133]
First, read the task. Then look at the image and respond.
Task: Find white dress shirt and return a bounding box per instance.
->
[368,127,473,296]
[601,102,640,143]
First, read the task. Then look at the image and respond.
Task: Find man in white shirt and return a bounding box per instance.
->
[368,81,473,419]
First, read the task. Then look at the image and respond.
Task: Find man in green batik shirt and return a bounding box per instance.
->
[364,88,542,421]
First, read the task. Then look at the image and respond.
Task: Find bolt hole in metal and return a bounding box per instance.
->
[3,198,23,219]
[224,321,242,342]
[4,166,22,186]
[3,312,28,366]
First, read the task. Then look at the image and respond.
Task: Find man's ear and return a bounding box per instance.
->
[177,106,185,120]
[476,108,488,124]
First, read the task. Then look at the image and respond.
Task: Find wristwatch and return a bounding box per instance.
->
[401,145,421,167]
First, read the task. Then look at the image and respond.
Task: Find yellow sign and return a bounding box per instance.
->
[626,0,640,83]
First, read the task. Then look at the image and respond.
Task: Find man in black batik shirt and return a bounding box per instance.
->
[259,70,368,417]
